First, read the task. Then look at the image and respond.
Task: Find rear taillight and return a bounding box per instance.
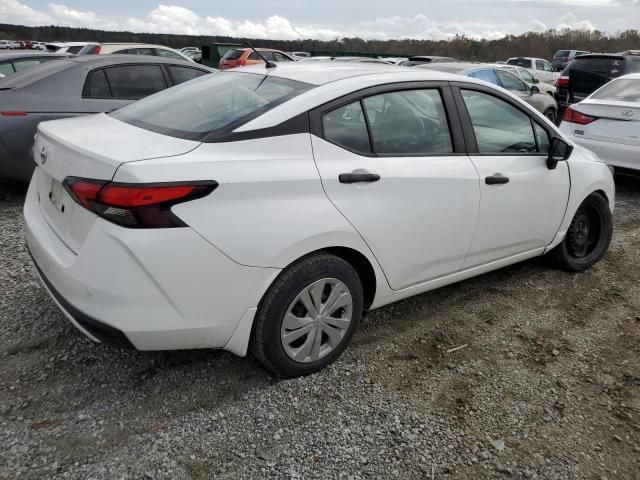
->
[562,106,597,126]
[556,76,569,87]
[94,46,101,54]
[63,178,217,228]
[239,58,246,66]
[1,111,27,116]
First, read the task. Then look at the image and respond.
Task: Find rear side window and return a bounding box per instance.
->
[508,58,532,68]
[111,72,313,140]
[496,70,528,92]
[168,66,208,85]
[222,49,244,61]
[461,90,538,154]
[0,62,14,76]
[535,60,544,70]
[66,46,83,54]
[105,65,167,99]
[467,68,499,85]
[120,48,155,56]
[573,57,626,78]
[591,79,640,102]
[323,101,371,154]
[88,69,111,97]
[13,59,46,72]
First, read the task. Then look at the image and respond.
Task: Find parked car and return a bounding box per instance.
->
[0,40,20,50]
[560,74,640,172]
[399,56,458,67]
[0,55,214,181]
[31,41,47,50]
[332,57,394,65]
[0,52,69,78]
[219,48,294,70]
[506,57,559,84]
[77,43,194,62]
[289,51,311,60]
[419,63,559,122]
[497,64,556,96]
[552,49,590,71]
[555,52,640,116]
[44,42,95,54]
[24,63,613,377]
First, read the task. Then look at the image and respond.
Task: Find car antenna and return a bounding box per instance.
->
[244,40,277,69]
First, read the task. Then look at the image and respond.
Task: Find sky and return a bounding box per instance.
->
[0,0,638,41]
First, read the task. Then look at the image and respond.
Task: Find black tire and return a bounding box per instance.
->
[551,193,612,272]
[251,253,363,378]
[544,107,557,124]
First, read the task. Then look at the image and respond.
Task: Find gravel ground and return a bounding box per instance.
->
[1,177,639,479]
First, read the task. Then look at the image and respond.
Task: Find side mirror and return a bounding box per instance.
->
[533,78,540,84]
[547,137,573,169]
[530,85,540,95]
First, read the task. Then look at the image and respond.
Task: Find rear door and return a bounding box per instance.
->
[453,84,569,267]
[311,82,480,290]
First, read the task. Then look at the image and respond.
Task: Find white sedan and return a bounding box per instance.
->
[560,73,640,172]
[24,63,615,377]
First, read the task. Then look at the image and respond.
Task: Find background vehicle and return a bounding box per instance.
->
[498,64,556,96]
[77,43,194,62]
[44,42,95,54]
[289,51,311,60]
[555,52,640,116]
[506,57,559,84]
[560,73,640,172]
[0,55,214,181]
[419,63,558,122]
[399,55,458,67]
[552,49,589,71]
[0,52,69,77]
[24,63,613,378]
[219,48,294,70]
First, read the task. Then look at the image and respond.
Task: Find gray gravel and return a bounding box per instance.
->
[1,177,639,479]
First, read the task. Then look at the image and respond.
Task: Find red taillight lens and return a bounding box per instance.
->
[94,45,101,54]
[63,178,217,228]
[562,107,597,126]
[239,58,246,66]
[556,76,569,87]
[1,111,27,116]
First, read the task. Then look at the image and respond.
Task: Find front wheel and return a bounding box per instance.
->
[251,253,363,378]
[551,193,612,272]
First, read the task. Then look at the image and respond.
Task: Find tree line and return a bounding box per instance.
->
[0,23,638,60]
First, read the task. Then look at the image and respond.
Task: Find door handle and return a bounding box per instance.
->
[339,172,381,184]
[485,173,510,185]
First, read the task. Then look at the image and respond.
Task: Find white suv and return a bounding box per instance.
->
[507,57,560,84]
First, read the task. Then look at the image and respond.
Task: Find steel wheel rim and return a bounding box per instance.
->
[568,205,601,258]
[281,278,353,363]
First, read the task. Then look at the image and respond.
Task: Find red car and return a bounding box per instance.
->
[219,48,294,70]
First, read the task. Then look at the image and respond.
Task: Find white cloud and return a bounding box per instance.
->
[0,0,618,41]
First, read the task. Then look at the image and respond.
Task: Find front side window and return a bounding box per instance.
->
[543,61,554,72]
[274,52,293,62]
[517,67,535,84]
[322,101,371,154]
[105,65,166,99]
[496,70,528,92]
[461,89,538,154]
[168,66,208,85]
[363,89,452,155]
[535,60,544,70]
[156,49,184,60]
[467,68,499,86]
[111,72,313,140]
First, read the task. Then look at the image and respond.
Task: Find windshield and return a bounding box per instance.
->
[591,78,640,102]
[507,58,532,68]
[111,72,314,141]
[573,57,626,78]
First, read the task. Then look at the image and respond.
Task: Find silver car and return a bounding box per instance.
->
[0,55,214,181]
[418,62,558,123]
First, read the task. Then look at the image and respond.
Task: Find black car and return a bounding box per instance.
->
[555,52,640,115]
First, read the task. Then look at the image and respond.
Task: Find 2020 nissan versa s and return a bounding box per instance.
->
[24,63,615,377]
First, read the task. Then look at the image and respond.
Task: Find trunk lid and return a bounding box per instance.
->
[33,113,200,252]
[572,100,640,147]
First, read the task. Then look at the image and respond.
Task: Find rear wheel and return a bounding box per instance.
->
[544,107,557,124]
[251,253,363,378]
[551,193,612,272]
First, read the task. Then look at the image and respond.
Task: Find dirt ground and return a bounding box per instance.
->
[0,176,638,479]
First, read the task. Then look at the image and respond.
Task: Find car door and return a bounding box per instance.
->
[452,84,570,268]
[310,83,480,290]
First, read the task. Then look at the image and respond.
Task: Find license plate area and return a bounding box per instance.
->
[49,178,64,212]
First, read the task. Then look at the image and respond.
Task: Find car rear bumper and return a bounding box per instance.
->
[24,175,280,353]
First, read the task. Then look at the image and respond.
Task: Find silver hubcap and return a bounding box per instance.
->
[281,278,353,363]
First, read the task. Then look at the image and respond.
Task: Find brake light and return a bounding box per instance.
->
[1,111,27,116]
[556,76,569,87]
[239,58,246,66]
[63,178,217,228]
[94,45,101,54]
[562,107,597,126]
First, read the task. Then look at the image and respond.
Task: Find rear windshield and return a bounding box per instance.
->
[554,50,570,58]
[591,78,640,102]
[0,59,74,89]
[110,72,314,141]
[573,57,626,78]
[507,58,532,68]
[222,49,244,61]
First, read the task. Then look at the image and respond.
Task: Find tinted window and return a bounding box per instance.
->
[508,58,532,68]
[323,101,371,154]
[0,63,15,76]
[467,68,499,85]
[628,59,640,73]
[88,69,111,97]
[573,57,627,78]
[122,48,155,56]
[105,65,166,99]
[517,67,535,84]
[363,89,452,155]
[534,123,550,153]
[156,49,184,60]
[13,59,45,72]
[222,49,244,60]
[535,60,544,70]
[247,52,261,60]
[555,50,570,58]
[168,66,208,85]
[461,90,537,154]
[591,78,640,102]
[111,72,313,140]
[274,52,293,62]
[66,46,83,54]
[496,70,528,92]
